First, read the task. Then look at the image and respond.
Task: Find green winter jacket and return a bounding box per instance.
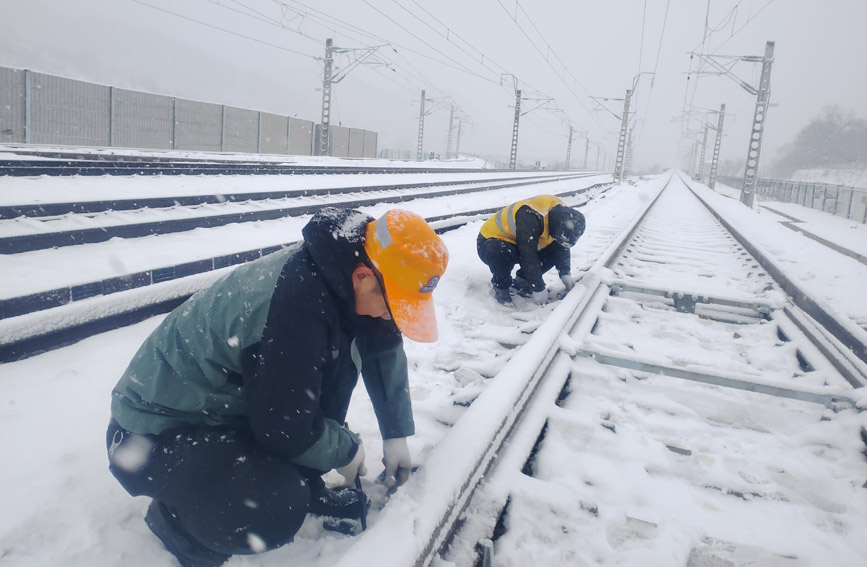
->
[111,209,414,473]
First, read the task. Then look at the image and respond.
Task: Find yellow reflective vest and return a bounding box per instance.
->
[479,195,565,247]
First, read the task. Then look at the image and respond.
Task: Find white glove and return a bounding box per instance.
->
[560,274,575,291]
[531,290,548,305]
[383,437,412,488]
[336,441,367,485]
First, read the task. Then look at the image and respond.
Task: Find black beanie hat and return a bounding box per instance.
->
[549,204,585,247]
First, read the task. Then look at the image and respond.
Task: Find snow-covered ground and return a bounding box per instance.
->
[1,162,866,566]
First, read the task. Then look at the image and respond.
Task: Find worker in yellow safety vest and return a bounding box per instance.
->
[477,195,585,305]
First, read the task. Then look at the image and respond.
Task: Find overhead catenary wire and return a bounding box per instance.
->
[494,0,606,136]
[631,0,671,163]
[680,0,776,149]
[360,0,492,81]
[130,0,617,162]
[131,0,317,57]
[365,0,598,154]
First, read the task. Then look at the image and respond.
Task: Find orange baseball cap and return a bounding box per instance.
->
[364,210,449,342]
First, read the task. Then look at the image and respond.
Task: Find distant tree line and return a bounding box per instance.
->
[768,105,867,178]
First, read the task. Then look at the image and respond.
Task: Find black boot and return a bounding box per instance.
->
[493,287,512,305]
[145,500,230,567]
[511,275,534,298]
[308,485,371,520]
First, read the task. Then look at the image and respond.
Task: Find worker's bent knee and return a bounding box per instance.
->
[183,467,311,556]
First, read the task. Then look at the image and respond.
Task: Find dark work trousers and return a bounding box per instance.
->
[106,352,361,559]
[476,235,564,290]
[107,420,309,558]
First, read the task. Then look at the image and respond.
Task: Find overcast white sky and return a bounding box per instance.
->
[2,0,866,171]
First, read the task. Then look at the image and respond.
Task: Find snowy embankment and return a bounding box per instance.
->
[2,169,867,566]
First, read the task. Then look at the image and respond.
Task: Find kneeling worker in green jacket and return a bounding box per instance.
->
[106,208,449,567]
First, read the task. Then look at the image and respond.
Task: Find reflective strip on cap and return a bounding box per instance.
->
[376,213,393,249]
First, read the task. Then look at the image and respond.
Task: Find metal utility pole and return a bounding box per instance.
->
[697,123,709,181]
[693,41,775,206]
[583,136,589,170]
[455,120,462,157]
[624,128,634,177]
[446,106,455,159]
[708,103,726,189]
[613,89,632,182]
[565,126,573,169]
[741,41,775,207]
[317,38,381,157]
[688,140,699,175]
[416,90,426,161]
[318,38,334,156]
[509,88,522,169]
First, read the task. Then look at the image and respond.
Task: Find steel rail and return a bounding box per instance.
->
[0,159,498,177]
[0,174,598,254]
[335,171,864,567]
[333,174,673,567]
[681,172,867,375]
[0,171,589,219]
[0,181,609,320]
[0,181,611,362]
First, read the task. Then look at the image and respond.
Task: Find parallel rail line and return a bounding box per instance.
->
[0,172,578,219]
[337,171,865,567]
[0,173,594,253]
[0,158,497,177]
[0,179,610,361]
[3,165,864,564]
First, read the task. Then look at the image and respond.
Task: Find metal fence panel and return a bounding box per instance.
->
[850,190,867,222]
[259,112,288,155]
[223,106,258,153]
[811,186,824,211]
[0,66,377,158]
[742,175,866,224]
[348,128,365,158]
[289,117,313,156]
[363,130,377,158]
[823,186,838,214]
[112,89,174,150]
[0,67,26,143]
[174,99,222,152]
[837,189,854,218]
[331,125,350,157]
[31,72,110,146]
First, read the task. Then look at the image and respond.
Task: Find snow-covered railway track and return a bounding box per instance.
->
[342,171,866,567]
[0,171,594,253]
[0,177,612,361]
[0,157,491,177]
